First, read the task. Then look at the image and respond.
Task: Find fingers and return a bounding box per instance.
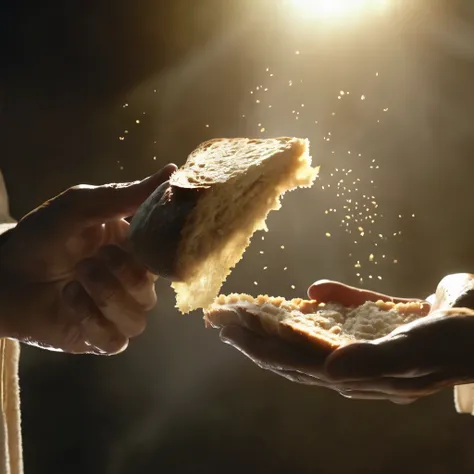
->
[61,246,156,355]
[307,280,429,310]
[75,258,149,338]
[268,368,329,386]
[220,325,328,376]
[62,281,128,354]
[324,337,428,380]
[339,390,417,405]
[218,324,458,402]
[325,311,474,382]
[432,273,474,311]
[99,245,157,309]
[57,164,178,232]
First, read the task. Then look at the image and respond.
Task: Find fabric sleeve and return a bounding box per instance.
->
[0,170,23,474]
[454,384,474,415]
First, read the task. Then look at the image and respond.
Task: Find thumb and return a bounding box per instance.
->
[60,164,177,229]
[307,280,429,310]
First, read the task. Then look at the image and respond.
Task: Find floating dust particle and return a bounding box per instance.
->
[136,120,140,124]
[289,80,293,86]
[119,137,125,141]
[260,128,265,132]
[361,95,366,100]
[280,245,285,249]
[378,276,382,280]
[369,254,374,262]
[284,267,288,271]
[122,103,129,107]
[256,100,260,104]
[394,259,398,264]
[291,285,296,289]
[266,67,269,71]
[205,124,210,128]
[383,108,389,112]
[263,266,268,270]
[340,90,345,95]
[261,236,265,241]
[376,72,379,76]
[254,281,258,286]
[153,156,157,160]
[369,275,373,279]
[325,233,331,237]
[355,261,361,268]
[295,50,300,55]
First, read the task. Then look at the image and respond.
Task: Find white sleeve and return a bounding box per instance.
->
[454,384,474,415]
[0,170,23,474]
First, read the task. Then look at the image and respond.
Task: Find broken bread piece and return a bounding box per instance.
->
[204,293,430,353]
[129,137,318,313]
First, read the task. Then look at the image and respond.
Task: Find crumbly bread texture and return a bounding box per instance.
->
[169,137,318,313]
[204,293,429,353]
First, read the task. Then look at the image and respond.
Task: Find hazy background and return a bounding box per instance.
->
[2,0,474,472]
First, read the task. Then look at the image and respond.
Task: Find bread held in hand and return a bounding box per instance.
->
[129,137,318,313]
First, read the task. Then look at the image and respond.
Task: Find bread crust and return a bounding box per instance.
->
[129,181,203,279]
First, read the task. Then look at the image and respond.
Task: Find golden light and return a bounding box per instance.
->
[287,0,390,21]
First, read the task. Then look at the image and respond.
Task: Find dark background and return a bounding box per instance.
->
[2,0,474,472]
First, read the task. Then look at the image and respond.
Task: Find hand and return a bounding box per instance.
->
[0,164,176,355]
[324,274,474,403]
[220,277,474,404]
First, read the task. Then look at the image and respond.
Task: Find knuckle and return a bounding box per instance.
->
[102,335,129,355]
[127,316,147,338]
[126,270,151,291]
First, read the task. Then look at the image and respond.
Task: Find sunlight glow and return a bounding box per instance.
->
[287,0,390,21]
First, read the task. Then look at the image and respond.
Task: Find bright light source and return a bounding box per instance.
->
[287,0,389,21]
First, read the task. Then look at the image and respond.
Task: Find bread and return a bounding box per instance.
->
[204,293,430,353]
[129,137,318,313]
